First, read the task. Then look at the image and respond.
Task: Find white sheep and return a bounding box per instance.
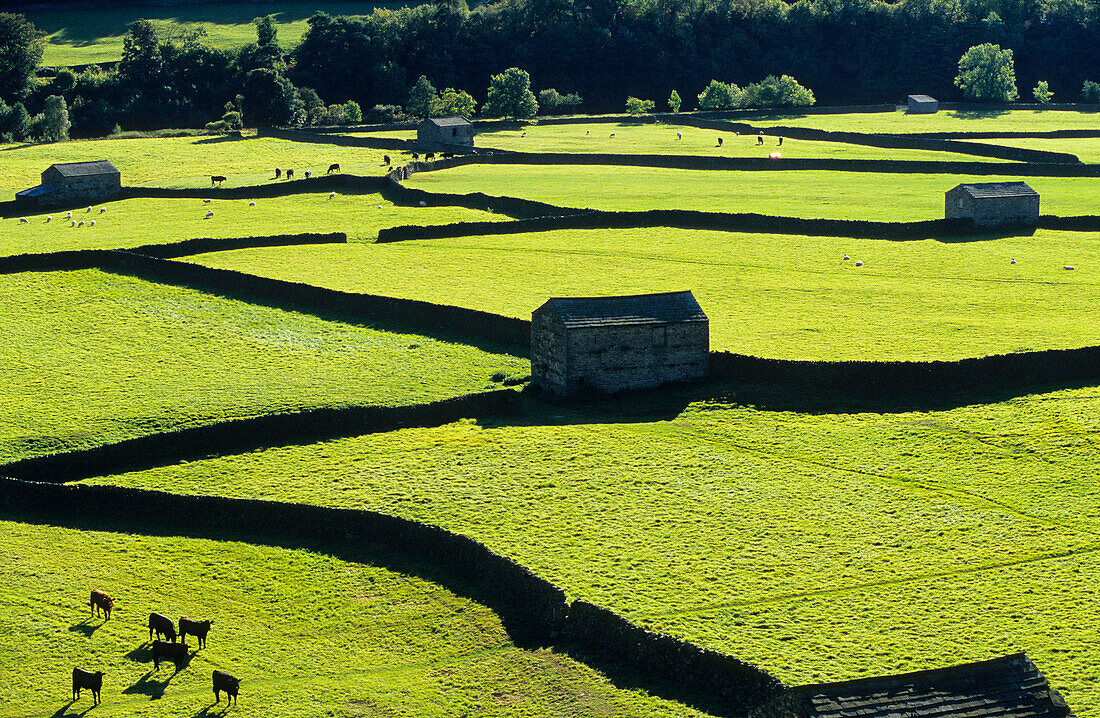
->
[676,131,682,140]
[45,216,52,223]
[86,206,92,213]
[419,200,427,207]
[855,260,863,267]
[99,207,106,213]
[377,205,382,209]
[19,217,29,223]
[304,170,311,179]
[90,220,95,227]
[248,201,256,207]
[205,210,214,218]
[203,198,212,204]
[66,211,72,220]
[843,254,850,260]
[1064,265,1075,270]
[71,220,76,227]
[1010,258,1017,264]
[329,192,336,200]
[78,220,85,227]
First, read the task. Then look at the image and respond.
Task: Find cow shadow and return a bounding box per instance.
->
[122,671,173,699]
[68,620,100,637]
[193,703,230,717]
[48,702,94,718]
[124,643,153,662]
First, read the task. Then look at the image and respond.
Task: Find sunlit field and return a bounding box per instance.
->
[748,108,1100,134]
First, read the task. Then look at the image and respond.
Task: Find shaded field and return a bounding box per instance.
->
[471,123,1013,162]
[0,518,702,718]
[748,109,1100,134]
[0,269,525,462]
[84,383,1100,714]
[2,193,500,256]
[972,136,1100,163]
[401,165,1100,219]
[183,227,1100,361]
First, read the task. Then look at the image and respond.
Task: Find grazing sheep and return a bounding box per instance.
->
[86,206,92,213]
[72,668,104,705]
[378,205,382,209]
[304,169,311,178]
[66,211,72,220]
[329,192,336,200]
[248,201,256,207]
[90,220,95,227]
[419,200,427,207]
[1064,265,1075,270]
[99,207,106,213]
[757,133,764,145]
[1010,258,1017,264]
[203,198,212,204]
[609,133,615,137]
[778,136,783,146]
[769,152,781,159]
[327,163,340,173]
[78,220,85,227]
[855,260,864,267]
[585,130,589,135]
[46,216,51,223]
[71,220,76,227]
[205,210,214,218]
[843,254,850,260]
[18,217,28,223]
[676,131,682,140]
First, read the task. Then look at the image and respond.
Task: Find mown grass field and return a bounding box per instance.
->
[0,269,524,463]
[22,1,417,67]
[0,518,702,718]
[84,383,1100,714]
[748,109,1100,134]
[402,165,1100,219]
[183,227,1099,361]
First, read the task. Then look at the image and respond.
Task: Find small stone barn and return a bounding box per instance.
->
[749,653,1074,718]
[16,160,121,209]
[945,181,1039,228]
[417,117,474,151]
[907,94,939,113]
[530,291,709,396]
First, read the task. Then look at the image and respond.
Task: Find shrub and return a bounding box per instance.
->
[344,100,362,123]
[668,89,682,113]
[741,75,815,107]
[1081,80,1100,103]
[625,96,655,115]
[1032,80,1053,104]
[430,87,477,117]
[366,104,408,123]
[538,88,583,115]
[696,80,741,110]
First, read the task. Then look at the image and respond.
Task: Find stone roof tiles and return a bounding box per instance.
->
[538,291,708,329]
[952,182,1038,199]
[47,160,120,177]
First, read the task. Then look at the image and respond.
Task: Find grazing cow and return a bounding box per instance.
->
[179,617,213,649]
[274,167,282,180]
[211,175,227,186]
[152,640,189,672]
[327,163,340,174]
[148,613,176,642]
[213,670,240,705]
[382,155,391,165]
[757,133,764,145]
[717,137,723,146]
[89,590,113,620]
[286,168,294,180]
[72,668,103,705]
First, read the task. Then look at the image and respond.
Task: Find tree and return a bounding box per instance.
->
[1032,80,1052,104]
[0,13,44,100]
[954,43,1018,102]
[241,68,304,127]
[1082,80,1100,103]
[118,19,163,89]
[697,80,740,110]
[407,75,437,118]
[40,94,69,141]
[741,75,815,107]
[7,100,31,140]
[255,15,278,48]
[668,90,682,113]
[344,100,362,123]
[482,67,537,119]
[538,88,582,115]
[430,87,476,117]
[625,96,655,115]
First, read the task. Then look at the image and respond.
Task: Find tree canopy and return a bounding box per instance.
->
[0,13,43,99]
[955,44,1019,102]
[482,67,538,119]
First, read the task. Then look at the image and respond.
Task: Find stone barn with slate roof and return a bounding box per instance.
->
[531,291,709,395]
[907,94,939,113]
[749,653,1074,718]
[418,116,474,151]
[945,181,1039,228]
[16,160,121,209]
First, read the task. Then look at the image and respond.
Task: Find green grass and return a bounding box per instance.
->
[971,137,1100,162]
[402,165,1100,219]
[470,123,1014,161]
[22,2,418,67]
[182,227,1100,360]
[0,518,704,718]
[83,383,1100,715]
[0,269,525,463]
[748,108,1100,134]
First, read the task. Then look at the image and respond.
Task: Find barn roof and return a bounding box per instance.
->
[538,291,707,328]
[46,160,120,177]
[751,654,1074,718]
[908,94,937,102]
[16,184,59,198]
[425,116,471,128]
[951,181,1038,199]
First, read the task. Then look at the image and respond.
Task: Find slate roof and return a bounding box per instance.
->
[751,653,1074,718]
[908,94,937,102]
[538,291,708,329]
[952,182,1038,199]
[425,116,471,127]
[15,184,59,198]
[46,160,120,177]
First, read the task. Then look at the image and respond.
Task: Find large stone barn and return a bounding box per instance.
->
[16,160,121,209]
[945,182,1039,228]
[417,116,474,151]
[531,291,709,396]
[907,94,939,113]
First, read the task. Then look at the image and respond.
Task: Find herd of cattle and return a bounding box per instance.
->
[73,589,240,707]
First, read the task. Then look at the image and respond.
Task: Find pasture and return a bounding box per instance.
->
[182,227,1100,361]
[84,383,1100,712]
[0,269,524,463]
[0,518,701,718]
[748,108,1100,134]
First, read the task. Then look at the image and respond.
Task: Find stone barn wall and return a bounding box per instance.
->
[563,321,709,394]
[945,186,1040,228]
[39,166,121,208]
[531,311,568,392]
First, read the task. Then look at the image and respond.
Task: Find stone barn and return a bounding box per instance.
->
[907,94,939,113]
[945,182,1039,228]
[16,160,121,209]
[531,291,709,396]
[417,117,474,151]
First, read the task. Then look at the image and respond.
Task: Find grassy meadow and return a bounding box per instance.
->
[0,269,524,463]
[83,383,1100,713]
[748,108,1100,134]
[184,227,1099,360]
[972,137,1100,163]
[0,518,703,718]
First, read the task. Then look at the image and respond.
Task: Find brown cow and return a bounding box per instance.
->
[152,640,189,672]
[178,617,213,649]
[89,590,113,620]
[148,612,176,642]
[72,668,103,704]
[213,670,240,705]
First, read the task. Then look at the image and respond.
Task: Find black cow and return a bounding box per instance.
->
[148,612,176,642]
[179,617,213,649]
[717,137,723,146]
[211,175,227,186]
[89,590,113,620]
[274,167,282,180]
[72,668,103,705]
[382,155,391,165]
[286,168,294,180]
[327,163,340,174]
[213,670,240,705]
[152,640,189,672]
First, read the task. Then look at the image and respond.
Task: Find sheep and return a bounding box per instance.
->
[203,198,212,204]
[855,260,864,266]
[329,192,336,200]
[46,216,52,223]
[378,205,382,209]
[843,254,850,260]
[717,137,723,146]
[18,217,28,223]
[676,131,682,140]
[205,210,214,219]
[419,200,427,207]
[286,169,294,180]
[521,132,526,138]
[78,220,85,227]
[66,211,72,220]
[90,220,95,227]
[778,136,783,146]
[248,201,256,207]
[383,155,391,165]
[1064,265,1076,270]
[71,220,76,227]
[609,133,615,137]
[585,130,589,135]
[86,206,92,213]
[99,207,106,213]
[1010,258,1017,264]
[304,169,311,179]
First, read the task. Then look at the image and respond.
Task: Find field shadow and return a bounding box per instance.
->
[68,619,101,637]
[194,702,231,717]
[950,109,1013,120]
[49,702,96,718]
[125,643,154,662]
[192,134,250,145]
[123,668,178,699]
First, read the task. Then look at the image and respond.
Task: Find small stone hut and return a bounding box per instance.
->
[531,291,709,396]
[945,181,1039,228]
[907,94,939,113]
[749,653,1074,718]
[417,117,474,151]
[16,160,121,209]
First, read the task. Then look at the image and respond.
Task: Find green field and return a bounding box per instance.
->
[182,227,1099,360]
[402,165,1100,219]
[83,383,1100,713]
[22,2,418,67]
[749,109,1100,134]
[0,518,702,718]
[972,137,1100,163]
[0,269,524,463]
